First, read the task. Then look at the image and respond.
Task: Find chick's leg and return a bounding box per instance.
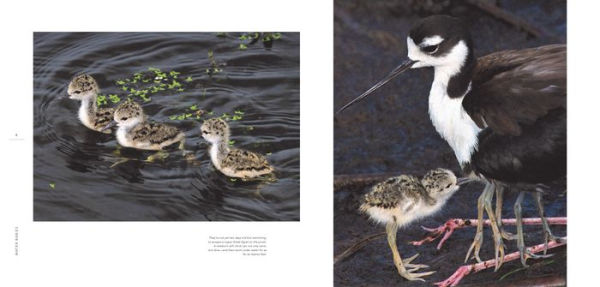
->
[386,222,434,281]
[145,150,169,162]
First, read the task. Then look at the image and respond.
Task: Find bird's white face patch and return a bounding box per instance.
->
[407,37,469,72]
[421,35,444,47]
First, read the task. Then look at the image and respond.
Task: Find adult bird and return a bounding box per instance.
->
[337,15,566,270]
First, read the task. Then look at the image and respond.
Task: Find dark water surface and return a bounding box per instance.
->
[34,32,299,221]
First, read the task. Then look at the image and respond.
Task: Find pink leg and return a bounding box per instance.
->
[410,217,566,250]
[434,238,566,287]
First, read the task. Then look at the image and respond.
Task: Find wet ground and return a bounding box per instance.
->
[34,32,299,221]
[334,0,566,285]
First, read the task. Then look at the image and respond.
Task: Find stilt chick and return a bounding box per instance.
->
[201,118,273,179]
[67,74,114,133]
[102,100,185,163]
[360,168,471,281]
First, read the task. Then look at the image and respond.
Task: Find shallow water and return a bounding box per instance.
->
[34,32,299,221]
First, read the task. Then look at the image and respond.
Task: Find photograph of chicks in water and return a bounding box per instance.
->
[34,32,299,221]
[334,1,565,286]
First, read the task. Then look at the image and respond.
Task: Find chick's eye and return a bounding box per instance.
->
[422,44,439,54]
[202,130,209,134]
[121,117,128,121]
[445,184,452,188]
[74,91,81,94]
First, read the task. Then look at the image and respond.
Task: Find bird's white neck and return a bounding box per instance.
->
[209,140,229,168]
[78,96,98,129]
[428,70,481,166]
[117,118,143,132]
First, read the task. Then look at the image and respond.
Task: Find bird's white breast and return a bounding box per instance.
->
[428,80,482,165]
[116,127,131,148]
[209,143,222,169]
[365,197,445,227]
[78,100,94,129]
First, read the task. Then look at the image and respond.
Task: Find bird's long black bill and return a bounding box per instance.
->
[101,120,117,132]
[336,59,416,114]
[457,177,475,186]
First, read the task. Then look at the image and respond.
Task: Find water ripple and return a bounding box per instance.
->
[34,32,299,221]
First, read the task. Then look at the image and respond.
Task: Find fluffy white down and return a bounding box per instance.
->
[209,143,222,169]
[363,199,446,227]
[78,100,94,130]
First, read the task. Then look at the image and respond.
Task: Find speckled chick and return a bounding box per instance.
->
[105,100,185,150]
[360,168,460,227]
[67,74,114,133]
[359,168,466,281]
[201,118,273,178]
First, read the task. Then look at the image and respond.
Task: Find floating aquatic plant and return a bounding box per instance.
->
[205,50,224,75]
[108,94,121,103]
[169,104,207,121]
[237,32,283,49]
[49,182,55,189]
[96,94,108,106]
[220,113,230,120]
[101,67,196,106]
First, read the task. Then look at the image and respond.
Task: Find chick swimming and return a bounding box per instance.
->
[67,74,114,133]
[201,118,273,179]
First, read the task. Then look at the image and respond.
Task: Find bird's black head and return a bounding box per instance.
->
[336,15,474,114]
[407,15,473,69]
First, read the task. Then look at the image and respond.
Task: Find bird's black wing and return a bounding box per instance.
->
[463,44,566,136]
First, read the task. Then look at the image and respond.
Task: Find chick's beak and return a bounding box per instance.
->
[101,120,117,132]
[456,177,475,186]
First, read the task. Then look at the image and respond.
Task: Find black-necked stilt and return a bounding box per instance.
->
[339,15,566,270]
[360,168,472,281]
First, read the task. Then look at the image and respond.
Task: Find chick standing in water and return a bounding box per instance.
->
[201,118,273,179]
[102,100,185,162]
[360,168,471,281]
[67,74,114,133]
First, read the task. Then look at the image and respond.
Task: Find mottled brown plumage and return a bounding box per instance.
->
[359,168,461,281]
[110,100,185,150]
[201,118,274,178]
[360,168,459,227]
[362,175,434,210]
[67,74,115,134]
